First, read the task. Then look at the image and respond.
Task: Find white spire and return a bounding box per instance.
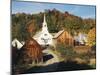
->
[43,14,46,24]
[42,14,48,32]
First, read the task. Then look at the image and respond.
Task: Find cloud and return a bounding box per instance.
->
[81,14,96,19]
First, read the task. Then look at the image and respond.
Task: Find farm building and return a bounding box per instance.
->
[19,37,43,64]
[53,30,74,46]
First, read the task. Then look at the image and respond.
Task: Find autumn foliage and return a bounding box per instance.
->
[87,28,96,46]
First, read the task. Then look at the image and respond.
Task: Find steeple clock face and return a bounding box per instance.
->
[40,32,52,45]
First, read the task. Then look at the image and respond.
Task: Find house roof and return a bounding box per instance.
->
[12,38,23,49]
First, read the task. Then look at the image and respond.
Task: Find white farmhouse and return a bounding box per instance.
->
[74,32,88,45]
[33,14,53,46]
[12,38,24,49]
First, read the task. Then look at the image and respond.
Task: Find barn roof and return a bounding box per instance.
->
[21,37,42,49]
[53,30,64,39]
[53,30,74,39]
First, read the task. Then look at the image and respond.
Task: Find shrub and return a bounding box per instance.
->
[56,44,77,61]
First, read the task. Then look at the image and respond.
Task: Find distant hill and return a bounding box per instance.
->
[12,9,96,41]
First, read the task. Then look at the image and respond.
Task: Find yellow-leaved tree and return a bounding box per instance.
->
[87,28,96,46]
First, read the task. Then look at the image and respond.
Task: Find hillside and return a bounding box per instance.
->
[12,9,96,41]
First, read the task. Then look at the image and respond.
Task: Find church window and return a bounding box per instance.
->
[41,38,44,40]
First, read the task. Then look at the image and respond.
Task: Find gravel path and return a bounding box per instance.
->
[42,48,60,66]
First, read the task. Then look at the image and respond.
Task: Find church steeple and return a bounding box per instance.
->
[33,13,53,46]
[42,14,48,32]
[43,14,46,24]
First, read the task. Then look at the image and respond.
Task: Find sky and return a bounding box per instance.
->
[12,1,96,19]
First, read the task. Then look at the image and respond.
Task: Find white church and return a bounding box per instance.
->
[12,14,53,49]
[33,14,53,46]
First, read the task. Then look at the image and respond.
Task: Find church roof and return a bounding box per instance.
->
[33,31,42,39]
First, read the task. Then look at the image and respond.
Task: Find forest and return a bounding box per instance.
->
[12,8,96,42]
